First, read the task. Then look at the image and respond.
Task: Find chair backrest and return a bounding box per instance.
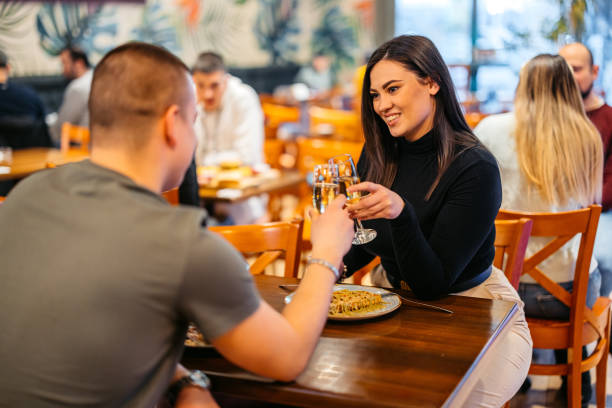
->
[295,137,363,175]
[493,218,533,289]
[262,103,300,139]
[209,218,304,278]
[60,123,90,154]
[161,188,179,205]
[497,205,602,341]
[264,139,285,169]
[308,106,362,142]
[464,112,487,129]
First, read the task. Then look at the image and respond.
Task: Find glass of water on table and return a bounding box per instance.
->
[328,154,377,245]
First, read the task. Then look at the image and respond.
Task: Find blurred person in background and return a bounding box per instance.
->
[0,49,52,195]
[295,52,333,96]
[0,49,47,124]
[191,51,265,224]
[560,43,612,303]
[475,53,603,407]
[49,46,93,144]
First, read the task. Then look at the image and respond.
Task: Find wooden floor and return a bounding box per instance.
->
[508,351,612,407]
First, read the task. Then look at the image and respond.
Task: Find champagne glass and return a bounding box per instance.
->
[312,163,339,213]
[328,154,377,245]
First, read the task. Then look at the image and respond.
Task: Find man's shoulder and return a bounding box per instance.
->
[66,70,93,93]
[226,75,259,103]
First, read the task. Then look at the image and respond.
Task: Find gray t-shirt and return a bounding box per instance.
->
[0,160,260,407]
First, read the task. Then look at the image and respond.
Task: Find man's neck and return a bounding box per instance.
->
[0,70,8,84]
[73,66,89,79]
[90,146,164,194]
[583,91,604,112]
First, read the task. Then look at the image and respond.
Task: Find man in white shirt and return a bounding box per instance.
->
[50,46,93,144]
[192,52,265,224]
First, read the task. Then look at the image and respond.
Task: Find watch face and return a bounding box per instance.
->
[190,370,211,388]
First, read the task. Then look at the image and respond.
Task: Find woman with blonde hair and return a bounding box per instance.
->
[475,53,603,404]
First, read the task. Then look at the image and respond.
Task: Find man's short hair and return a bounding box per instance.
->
[192,52,226,74]
[62,46,91,69]
[0,50,7,68]
[89,42,191,148]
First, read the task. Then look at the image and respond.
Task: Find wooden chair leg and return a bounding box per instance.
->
[568,358,582,408]
[596,353,608,408]
[596,332,610,407]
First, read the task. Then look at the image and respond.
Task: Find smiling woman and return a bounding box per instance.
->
[341,35,533,407]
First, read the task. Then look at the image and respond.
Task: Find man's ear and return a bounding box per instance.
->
[593,64,600,80]
[163,105,180,148]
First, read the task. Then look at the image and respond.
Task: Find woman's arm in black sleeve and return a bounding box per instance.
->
[390,159,501,299]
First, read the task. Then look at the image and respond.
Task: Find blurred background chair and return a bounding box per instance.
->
[308,105,362,142]
[262,103,300,140]
[209,218,303,278]
[497,205,610,408]
[60,123,89,154]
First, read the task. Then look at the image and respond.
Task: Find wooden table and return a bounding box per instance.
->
[0,148,89,181]
[199,170,304,203]
[182,275,519,408]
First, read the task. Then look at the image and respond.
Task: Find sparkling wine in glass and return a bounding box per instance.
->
[328,154,377,245]
[312,164,339,213]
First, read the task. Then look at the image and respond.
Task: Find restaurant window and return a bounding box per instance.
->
[395,0,560,113]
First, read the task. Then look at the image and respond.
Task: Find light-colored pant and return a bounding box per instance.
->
[455,267,533,407]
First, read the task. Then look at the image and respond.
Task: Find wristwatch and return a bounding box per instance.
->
[165,370,211,406]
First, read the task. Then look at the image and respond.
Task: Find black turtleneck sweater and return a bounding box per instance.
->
[343,130,502,300]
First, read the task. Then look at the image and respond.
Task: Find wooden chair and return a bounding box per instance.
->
[308,106,362,142]
[262,103,300,139]
[60,123,90,154]
[264,139,285,169]
[161,188,179,205]
[493,218,533,290]
[351,257,381,285]
[464,112,487,129]
[209,218,303,278]
[497,205,610,408]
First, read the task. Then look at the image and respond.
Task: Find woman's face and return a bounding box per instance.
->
[369,59,439,142]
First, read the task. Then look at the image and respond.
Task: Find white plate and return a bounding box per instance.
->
[284,284,401,321]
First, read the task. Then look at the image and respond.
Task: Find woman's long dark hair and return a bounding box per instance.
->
[361,35,482,199]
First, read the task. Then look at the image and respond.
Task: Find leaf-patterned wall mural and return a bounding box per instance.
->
[36,3,118,57]
[2,0,374,78]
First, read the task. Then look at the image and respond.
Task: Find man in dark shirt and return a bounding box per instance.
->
[560,43,612,300]
[0,49,47,121]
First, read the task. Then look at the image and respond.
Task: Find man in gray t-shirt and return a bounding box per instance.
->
[0,43,354,407]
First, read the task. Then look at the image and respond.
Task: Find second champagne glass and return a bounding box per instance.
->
[312,163,339,214]
[328,154,377,245]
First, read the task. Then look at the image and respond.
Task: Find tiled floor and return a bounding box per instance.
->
[508,351,612,407]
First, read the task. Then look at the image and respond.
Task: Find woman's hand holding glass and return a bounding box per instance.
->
[328,154,377,244]
[309,195,355,266]
[346,181,405,220]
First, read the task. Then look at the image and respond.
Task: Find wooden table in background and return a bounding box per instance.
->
[199,171,304,203]
[183,275,519,408]
[0,148,89,181]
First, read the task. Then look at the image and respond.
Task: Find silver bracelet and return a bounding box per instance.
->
[306,257,340,281]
